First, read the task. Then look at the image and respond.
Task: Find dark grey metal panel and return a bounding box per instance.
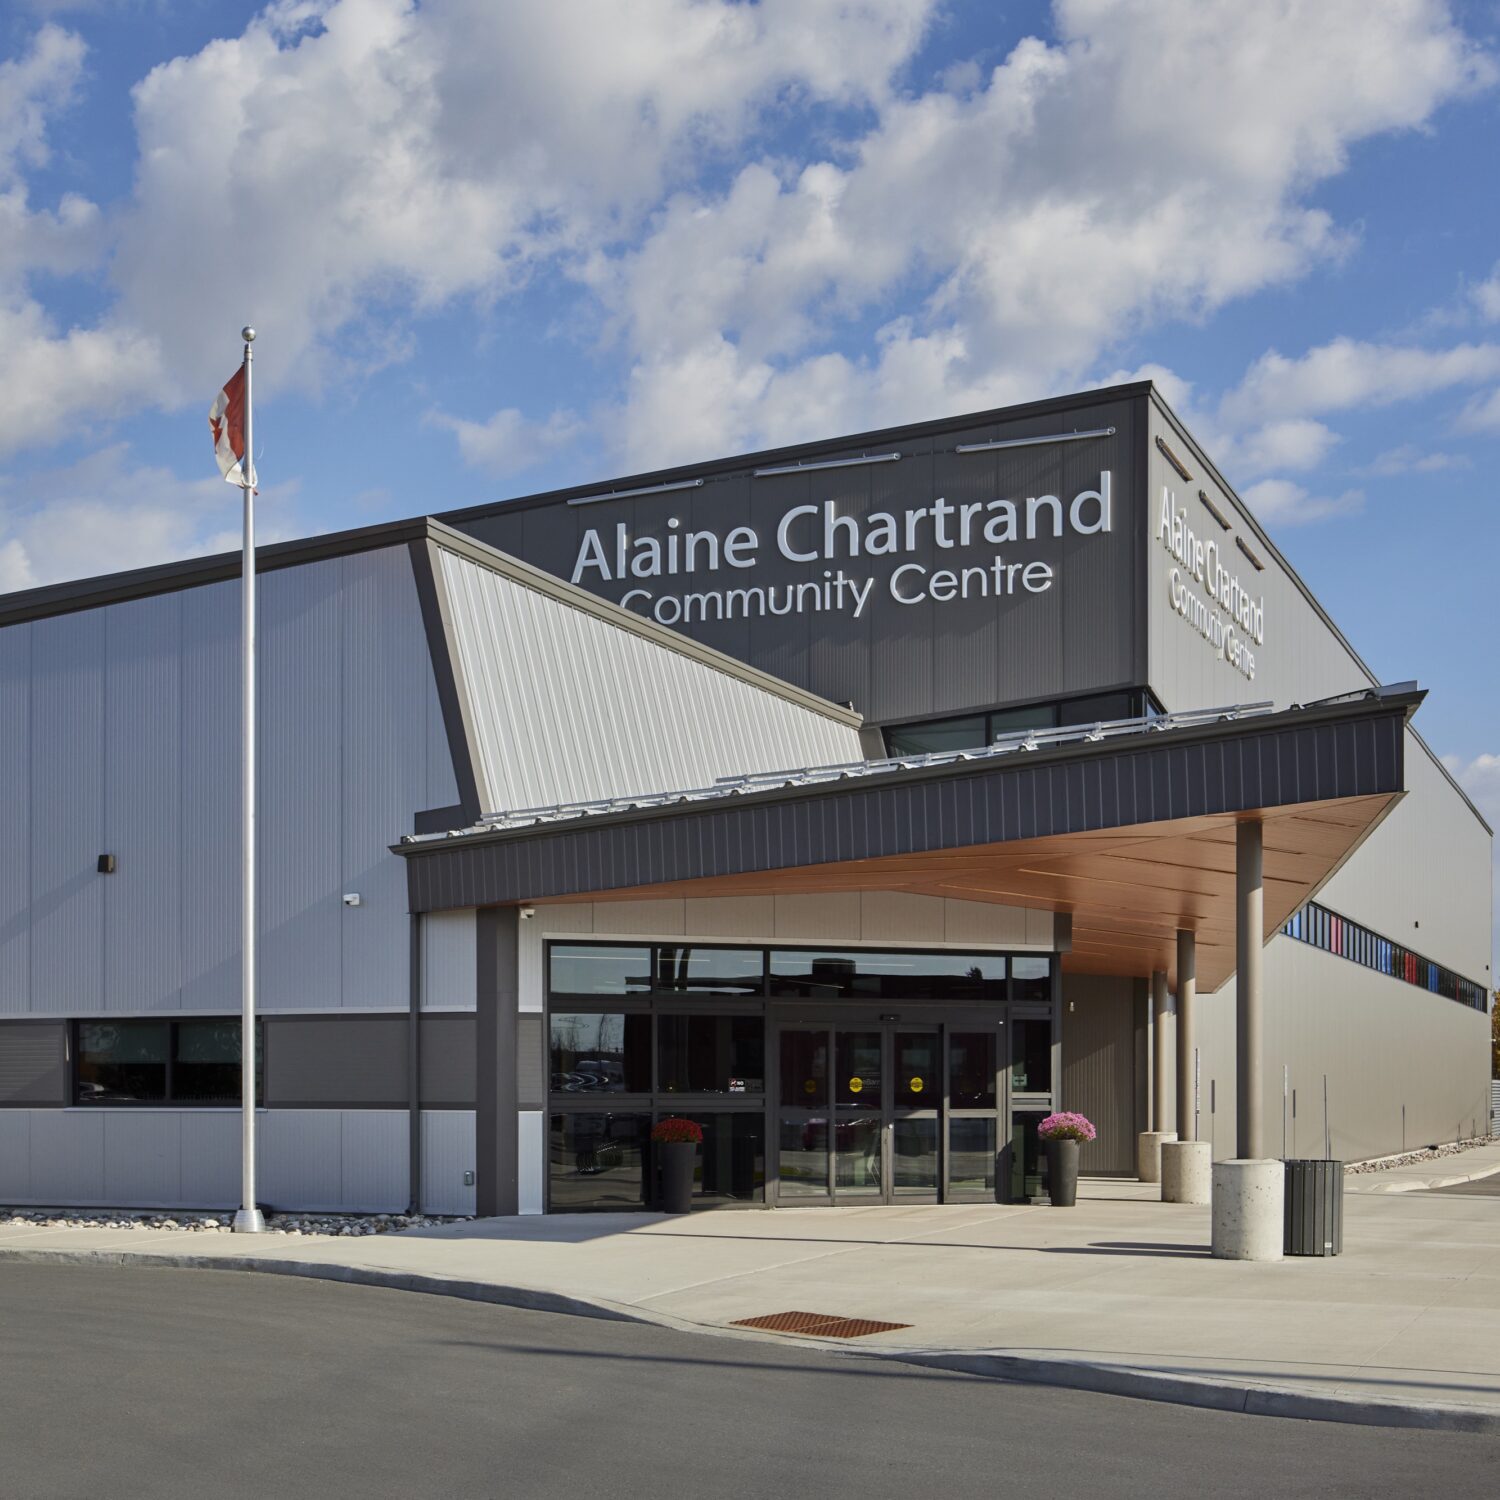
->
[401,701,1411,912]
[515,1014,544,1110]
[447,395,1148,725]
[475,908,519,1216]
[262,1015,409,1107]
[419,1013,478,1107]
[0,1022,66,1105]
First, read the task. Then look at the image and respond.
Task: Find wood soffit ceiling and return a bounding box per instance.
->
[540,793,1398,992]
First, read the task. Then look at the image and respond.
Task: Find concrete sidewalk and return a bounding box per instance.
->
[5,1143,1500,1432]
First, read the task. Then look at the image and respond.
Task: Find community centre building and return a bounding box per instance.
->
[0,381,1491,1217]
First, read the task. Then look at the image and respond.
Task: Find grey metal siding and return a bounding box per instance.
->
[515,1013,544,1110]
[0,545,458,1019]
[419,1013,477,1107]
[449,394,1148,726]
[1060,975,1137,1175]
[420,909,477,1010]
[420,1110,476,1216]
[263,1015,410,1107]
[0,1022,66,1104]
[434,546,862,818]
[402,702,1410,912]
[1195,939,1491,1162]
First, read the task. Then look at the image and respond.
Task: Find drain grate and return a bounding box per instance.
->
[730,1310,912,1339]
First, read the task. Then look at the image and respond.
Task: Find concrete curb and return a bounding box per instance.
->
[6,1243,1500,1435]
[1347,1160,1500,1195]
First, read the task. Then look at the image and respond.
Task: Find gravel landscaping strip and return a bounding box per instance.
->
[1344,1139,1493,1175]
[0,1209,472,1236]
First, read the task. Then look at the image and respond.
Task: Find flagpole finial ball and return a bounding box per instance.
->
[242,326,256,343]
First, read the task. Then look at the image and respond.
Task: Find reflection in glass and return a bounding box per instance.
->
[667,1113,765,1203]
[656,947,764,996]
[76,1021,169,1103]
[1012,955,1052,1002]
[833,1115,883,1196]
[948,1031,996,1109]
[769,951,1006,1002]
[948,1118,996,1197]
[885,715,987,756]
[657,1015,765,1094]
[1010,1111,1049,1201]
[892,1117,939,1195]
[549,1013,651,1093]
[894,1031,937,1103]
[778,1115,829,1197]
[836,1030,882,1108]
[1011,1018,1052,1093]
[173,1019,242,1103]
[779,1029,828,1108]
[549,945,652,996]
[548,1113,649,1210]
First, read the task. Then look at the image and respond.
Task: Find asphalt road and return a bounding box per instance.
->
[1,1265,1494,1500]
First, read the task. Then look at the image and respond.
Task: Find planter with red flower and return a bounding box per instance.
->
[651,1117,703,1214]
[1036,1112,1096,1207]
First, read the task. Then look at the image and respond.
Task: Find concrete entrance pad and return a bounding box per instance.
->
[6,1143,1500,1427]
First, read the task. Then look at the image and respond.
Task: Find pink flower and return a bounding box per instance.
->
[1037,1111,1096,1143]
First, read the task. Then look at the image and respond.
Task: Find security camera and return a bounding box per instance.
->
[342,893,362,907]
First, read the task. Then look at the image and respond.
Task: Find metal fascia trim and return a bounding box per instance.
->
[753,452,901,477]
[566,478,704,507]
[955,427,1115,454]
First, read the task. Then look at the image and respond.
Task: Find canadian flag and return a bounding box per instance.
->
[208,366,256,486]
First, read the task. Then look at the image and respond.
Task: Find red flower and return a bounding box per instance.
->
[651,1117,704,1145]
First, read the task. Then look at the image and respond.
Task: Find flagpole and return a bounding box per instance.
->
[234,324,266,1234]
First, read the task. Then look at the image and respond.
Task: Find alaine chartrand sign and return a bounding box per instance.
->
[1156,487,1266,682]
[571,472,1115,626]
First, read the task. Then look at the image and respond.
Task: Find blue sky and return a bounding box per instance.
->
[0,0,1497,899]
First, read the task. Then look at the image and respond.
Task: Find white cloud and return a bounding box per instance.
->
[1359,444,1470,476]
[0,444,298,587]
[588,0,1495,467]
[1456,386,1500,432]
[1470,263,1500,322]
[429,405,584,477]
[1240,477,1364,527]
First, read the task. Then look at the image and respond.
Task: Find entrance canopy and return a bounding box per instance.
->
[396,687,1421,993]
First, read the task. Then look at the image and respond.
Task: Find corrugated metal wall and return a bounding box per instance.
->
[1060,974,1139,1175]
[0,546,456,1017]
[420,1110,477,1215]
[1195,939,1491,1162]
[434,546,863,817]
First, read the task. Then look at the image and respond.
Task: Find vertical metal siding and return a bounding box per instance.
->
[103,1110,182,1204]
[1061,975,1138,1174]
[0,624,29,1014]
[29,1110,105,1202]
[435,548,862,817]
[421,909,477,1010]
[0,1112,30,1199]
[420,1110,476,1215]
[29,609,105,1015]
[104,592,183,1011]
[179,1112,239,1206]
[340,1110,409,1211]
[260,1109,343,1208]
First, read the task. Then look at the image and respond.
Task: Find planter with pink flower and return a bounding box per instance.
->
[651,1117,703,1214]
[1036,1112,1095,1207]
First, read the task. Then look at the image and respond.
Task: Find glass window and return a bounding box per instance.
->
[1012,955,1052,1002]
[833,1115,883,1196]
[655,947,763,996]
[1011,1017,1052,1094]
[665,1113,765,1204]
[948,1117,997,1197]
[76,1021,169,1103]
[836,1029,883,1108]
[549,1013,651,1094]
[1060,691,1136,726]
[894,1030,938,1106]
[657,1015,764,1095]
[948,1031,996,1109]
[778,1115,828,1198]
[779,1028,828,1108]
[1010,1110,1050,1201]
[769,950,1006,1001]
[549,945,652,996]
[988,703,1059,736]
[548,1112,649,1211]
[886,715,987,756]
[173,1019,244,1104]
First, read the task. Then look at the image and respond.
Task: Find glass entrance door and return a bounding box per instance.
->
[775,1022,945,1204]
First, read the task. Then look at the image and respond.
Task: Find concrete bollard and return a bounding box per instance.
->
[1134,1134,1182,1182]
[1211,1159,1284,1260]
[1136,1130,1177,1184]
[1160,1140,1212,1204]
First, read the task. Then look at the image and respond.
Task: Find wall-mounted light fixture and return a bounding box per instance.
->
[342,893,362,907]
[97,854,116,874]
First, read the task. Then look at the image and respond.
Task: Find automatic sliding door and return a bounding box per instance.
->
[833,1028,883,1199]
[776,1026,831,1201]
[891,1029,939,1198]
[945,1026,1000,1201]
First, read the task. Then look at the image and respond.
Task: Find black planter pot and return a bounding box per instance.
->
[1045,1137,1079,1207]
[658,1141,697,1214]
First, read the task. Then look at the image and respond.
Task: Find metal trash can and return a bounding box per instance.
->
[1283,1159,1344,1256]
